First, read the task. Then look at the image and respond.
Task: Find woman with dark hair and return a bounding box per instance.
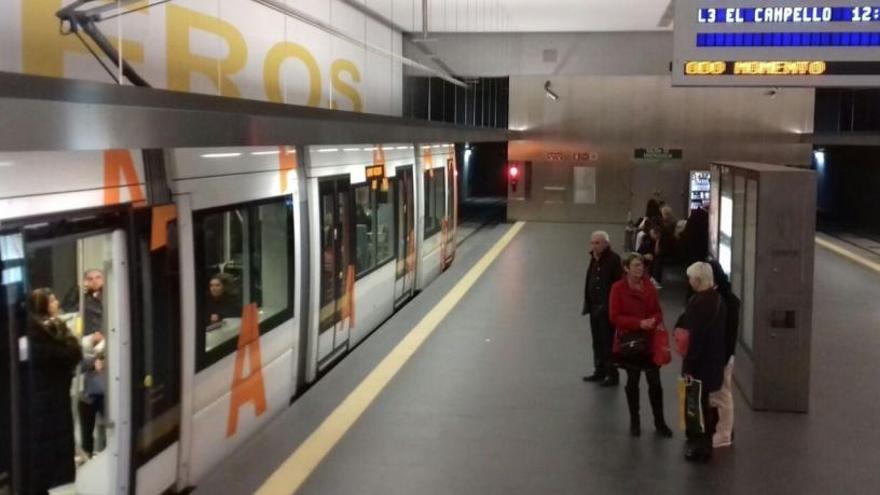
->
[644,198,662,222]
[26,288,82,493]
[680,208,710,267]
[634,199,664,263]
[609,253,673,438]
[206,274,242,326]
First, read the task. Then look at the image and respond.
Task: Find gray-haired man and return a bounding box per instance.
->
[582,231,623,386]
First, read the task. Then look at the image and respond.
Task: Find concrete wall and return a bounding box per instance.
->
[507,76,814,224]
[404,32,815,224]
[404,32,673,77]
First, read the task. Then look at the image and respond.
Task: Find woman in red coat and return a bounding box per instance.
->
[609,253,673,437]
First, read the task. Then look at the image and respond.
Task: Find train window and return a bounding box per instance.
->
[375,183,395,267]
[423,170,441,238]
[194,197,294,370]
[354,185,374,273]
[353,183,396,278]
[434,168,447,229]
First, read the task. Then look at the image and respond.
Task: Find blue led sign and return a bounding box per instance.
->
[674,1,880,86]
[697,31,880,46]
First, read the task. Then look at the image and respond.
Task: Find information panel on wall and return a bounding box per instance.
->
[673,0,880,86]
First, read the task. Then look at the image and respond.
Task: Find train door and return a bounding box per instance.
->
[317,178,355,366]
[0,207,181,495]
[444,157,458,267]
[0,213,130,495]
[393,166,416,307]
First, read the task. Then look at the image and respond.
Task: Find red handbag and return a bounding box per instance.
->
[653,326,672,367]
[673,328,690,356]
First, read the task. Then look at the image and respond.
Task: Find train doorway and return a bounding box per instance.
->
[394,166,416,308]
[1,216,130,494]
[0,207,181,495]
[317,178,355,366]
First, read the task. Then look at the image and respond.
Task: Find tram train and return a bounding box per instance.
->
[0,142,459,494]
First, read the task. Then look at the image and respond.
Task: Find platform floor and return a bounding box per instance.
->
[196,222,880,495]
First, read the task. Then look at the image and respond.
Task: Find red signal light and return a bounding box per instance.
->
[509,166,519,179]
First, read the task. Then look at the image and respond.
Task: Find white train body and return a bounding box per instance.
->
[0,143,458,494]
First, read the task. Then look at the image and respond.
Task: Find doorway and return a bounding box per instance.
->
[394,166,416,307]
[317,177,355,363]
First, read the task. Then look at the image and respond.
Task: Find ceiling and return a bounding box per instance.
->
[389,0,674,33]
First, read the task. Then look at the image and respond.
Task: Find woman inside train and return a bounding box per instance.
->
[206,274,242,327]
[25,288,83,493]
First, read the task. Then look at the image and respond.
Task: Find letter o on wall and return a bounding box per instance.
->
[264,42,322,106]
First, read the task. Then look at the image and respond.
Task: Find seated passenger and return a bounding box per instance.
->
[206,274,242,326]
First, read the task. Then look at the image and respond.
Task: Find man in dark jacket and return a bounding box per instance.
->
[79,269,107,458]
[582,231,623,386]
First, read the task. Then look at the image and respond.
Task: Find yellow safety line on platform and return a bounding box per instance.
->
[256,221,526,495]
[815,236,880,273]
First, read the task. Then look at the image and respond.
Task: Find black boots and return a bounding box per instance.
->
[583,372,605,382]
[625,385,641,436]
[627,383,673,438]
[649,385,673,438]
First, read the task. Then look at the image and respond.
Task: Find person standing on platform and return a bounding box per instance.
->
[581,231,623,387]
[708,261,740,448]
[678,262,728,462]
[609,253,673,437]
[680,208,710,267]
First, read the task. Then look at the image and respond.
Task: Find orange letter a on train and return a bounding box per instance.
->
[226,303,267,437]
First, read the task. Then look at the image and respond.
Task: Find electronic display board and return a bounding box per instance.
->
[673,1,880,86]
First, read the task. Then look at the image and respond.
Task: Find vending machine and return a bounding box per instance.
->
[689,170,711,212]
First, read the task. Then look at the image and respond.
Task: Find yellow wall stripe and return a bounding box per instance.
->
[256,221,526,495]
[815,236,880,274]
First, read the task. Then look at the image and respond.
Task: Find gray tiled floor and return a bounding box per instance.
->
[197,222,880,495]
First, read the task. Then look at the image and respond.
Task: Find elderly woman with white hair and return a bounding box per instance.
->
[677,261,728,463]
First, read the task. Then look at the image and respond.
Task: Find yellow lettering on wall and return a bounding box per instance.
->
[331,59,363,112]
[263,42,322,106]
[23,0,144,78]
[166,5,247,97]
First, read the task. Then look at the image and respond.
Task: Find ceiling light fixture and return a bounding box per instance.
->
[201,152,242,158]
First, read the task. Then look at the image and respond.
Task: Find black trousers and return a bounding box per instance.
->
[589,310,618,379]
[624,367,666,425]
[78,394,105,456]
[685,388,717,458]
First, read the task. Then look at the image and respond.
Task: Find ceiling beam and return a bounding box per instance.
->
[0,72,516,152]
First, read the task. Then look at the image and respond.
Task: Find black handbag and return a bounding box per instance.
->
[618,330,650,360]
